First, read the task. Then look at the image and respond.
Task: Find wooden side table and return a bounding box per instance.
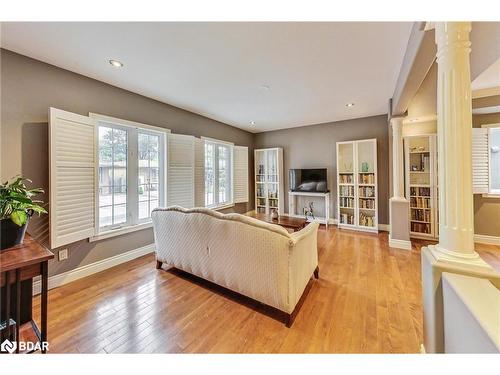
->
[0,234,53,354]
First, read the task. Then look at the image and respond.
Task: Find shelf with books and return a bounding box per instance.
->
[254,148,284,215]
[337,139,378,233]
[405,134,438,238]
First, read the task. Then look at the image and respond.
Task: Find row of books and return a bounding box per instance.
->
[411,222,431,234]
[339,197,355,208]
[269,198,278,208]
[256,175,278,182]
[410,196,431,208]
[359,198,375,209]
[359,173,375,184]
[339,212,355,225]
[339,173,354,184]
[411,209,431,222]
[359,186,375,198]
[339,185,355,197]
[359,212,375,227]
[257,165,277,175]
[410,187,430,196]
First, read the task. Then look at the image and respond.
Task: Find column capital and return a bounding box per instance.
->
[435,22,472,61]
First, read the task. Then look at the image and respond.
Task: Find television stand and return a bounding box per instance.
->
[288,191,330,228]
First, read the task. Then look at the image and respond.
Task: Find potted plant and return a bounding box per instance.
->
[0,176,47,250]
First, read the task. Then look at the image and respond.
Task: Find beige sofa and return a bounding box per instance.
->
[151,206,319,326]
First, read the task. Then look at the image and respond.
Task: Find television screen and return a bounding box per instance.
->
[289,169,328,192]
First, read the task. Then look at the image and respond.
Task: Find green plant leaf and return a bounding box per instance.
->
[10,210,27,226]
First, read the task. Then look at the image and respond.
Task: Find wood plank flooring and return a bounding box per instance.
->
[32,227,500,353]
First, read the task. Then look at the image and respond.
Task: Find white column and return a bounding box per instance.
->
[429,22,486,266]
[391,117,405,198]
[389,117,411,250]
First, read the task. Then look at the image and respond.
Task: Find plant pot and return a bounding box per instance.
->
[0,217,29,250]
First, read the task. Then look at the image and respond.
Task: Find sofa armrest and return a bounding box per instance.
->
[287,222,320,312]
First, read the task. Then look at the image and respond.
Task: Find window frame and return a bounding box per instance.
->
[202,137,234,210]
[90,113,169,238]
[482,123,500,198]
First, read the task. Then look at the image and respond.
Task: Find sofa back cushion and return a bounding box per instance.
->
[151,207,293,311]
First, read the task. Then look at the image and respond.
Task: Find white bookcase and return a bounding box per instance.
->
[254,148,284,215]
[336,139,378,233]
[404,134,439,239]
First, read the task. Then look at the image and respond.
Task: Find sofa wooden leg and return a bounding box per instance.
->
[285,313,295,328]
[314,266,319,279]
[156,260,163,269]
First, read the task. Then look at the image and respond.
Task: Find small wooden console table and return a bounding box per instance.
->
[0,234,53,354]
[288,191,330,228]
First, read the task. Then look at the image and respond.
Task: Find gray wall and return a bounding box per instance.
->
[254,115,390,224]
[1,49,254,276]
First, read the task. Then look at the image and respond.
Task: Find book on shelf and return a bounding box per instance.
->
[358,198,375,209]
[339,197,354,208]
[411,222,430,234]
[410,196,431,208]
[339,211,355,225]
[358,186,375,198]
[359,173,375,184]
[339,185,354,197]
[410,187,430,196]
[359,212,375,227]
[339,174,353,183]
[411,209,431,222]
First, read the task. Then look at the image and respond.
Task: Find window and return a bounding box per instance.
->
[97,119,166,231]
[489,127,500,194]
[204,139,233,208]
[138,132,161,221]
[472,123,500,196]
[98,125,128,228]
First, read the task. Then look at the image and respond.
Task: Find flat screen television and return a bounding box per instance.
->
[289,168,328,193]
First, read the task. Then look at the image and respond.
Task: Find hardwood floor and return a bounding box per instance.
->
[32,226,500,354]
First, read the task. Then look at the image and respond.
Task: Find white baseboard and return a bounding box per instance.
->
[389,237,412,250]
[474,234,500,245]
[33,243,155,295]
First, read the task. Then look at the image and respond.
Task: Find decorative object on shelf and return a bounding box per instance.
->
[303,202,315,221]
[361,162,369,172]
[270,208,279,220]
[0,176,47,250]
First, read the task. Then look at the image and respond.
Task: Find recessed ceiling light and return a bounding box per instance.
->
[259,85,270,90]
[109,59,123,68]
[345,102,355,107]
[250,121,256,125]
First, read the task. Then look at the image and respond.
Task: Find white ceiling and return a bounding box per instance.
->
[1,22,412,133]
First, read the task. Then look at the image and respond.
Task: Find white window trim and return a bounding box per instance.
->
[90,113,170,239]
[202,137,234,209]
[481,123,500,198]
[89,222,153,242]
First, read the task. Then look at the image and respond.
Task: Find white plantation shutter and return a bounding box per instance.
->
[472,127,489,194]
[233,146,249,203]
[194,138,205,207]
[49,108,97,249]
[167,133,195,208]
